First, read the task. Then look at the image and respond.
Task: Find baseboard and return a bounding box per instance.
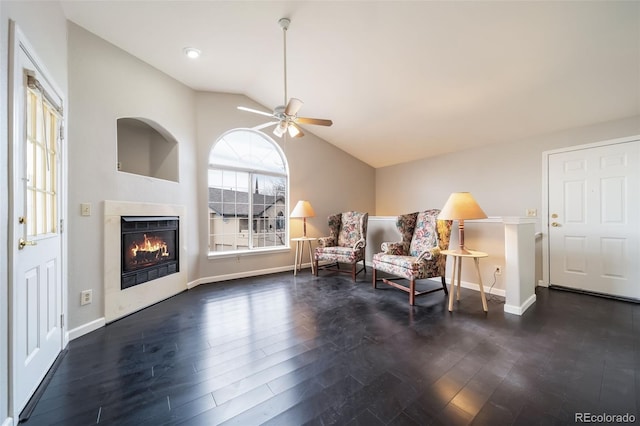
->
[67,317,106,341]
[504,294,537,316]
[538,279,549,287]
[2,416,14,426]
[189,264,295,289]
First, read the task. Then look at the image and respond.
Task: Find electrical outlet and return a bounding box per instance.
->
[81,290,92,305]
[494,265,502,275]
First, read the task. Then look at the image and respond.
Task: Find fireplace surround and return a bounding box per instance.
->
[105,201,186,323]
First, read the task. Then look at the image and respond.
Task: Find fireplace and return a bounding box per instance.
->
[121,216,179,289]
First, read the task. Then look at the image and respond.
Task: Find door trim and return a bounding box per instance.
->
[8,21,68,418]
[541,134,640,287]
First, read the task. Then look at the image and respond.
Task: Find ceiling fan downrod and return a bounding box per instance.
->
[279,18,290,107]
[235,16,332,138]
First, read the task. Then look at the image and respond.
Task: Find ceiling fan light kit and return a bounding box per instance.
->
[237,17,332,138]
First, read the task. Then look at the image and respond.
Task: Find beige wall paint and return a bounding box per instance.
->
[195,92,376,281]
[67,23,375,329]
[67,22,199,329]
[375,115,640,292]
[376,115,640,217]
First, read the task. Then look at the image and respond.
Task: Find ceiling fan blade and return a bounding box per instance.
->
[295,117,333,127]
[237,106,274,118]
[284,98,304,116]
[252,121,279,131]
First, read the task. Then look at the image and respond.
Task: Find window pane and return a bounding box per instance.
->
[208,130,288,254]
[209,130,286,175]
[26,87,58,238]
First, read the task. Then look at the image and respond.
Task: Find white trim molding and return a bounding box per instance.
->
[67,318,106,341]
[190,264,296,289]
[504,294,537,316]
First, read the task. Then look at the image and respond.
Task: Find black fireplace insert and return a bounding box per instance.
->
[121,216,179,289]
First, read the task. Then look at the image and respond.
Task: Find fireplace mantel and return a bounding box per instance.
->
[104,200,187,322]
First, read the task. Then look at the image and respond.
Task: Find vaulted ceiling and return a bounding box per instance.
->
[61,1,640,168]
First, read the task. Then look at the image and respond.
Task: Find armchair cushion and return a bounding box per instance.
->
[409,211,438,257]
[315,246,363,264]
[338,211,363,247]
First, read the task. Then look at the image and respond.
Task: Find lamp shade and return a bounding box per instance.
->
[438,192,487,220]
[290,200,315,218]
[291,200,315,237]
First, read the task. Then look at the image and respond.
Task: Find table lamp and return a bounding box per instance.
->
[290,200,315,237]
[438,192,487,254]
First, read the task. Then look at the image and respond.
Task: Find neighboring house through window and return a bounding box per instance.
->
[208,129,288,254]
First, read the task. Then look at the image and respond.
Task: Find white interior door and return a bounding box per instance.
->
[548,139,640,300]
[10,25,64,416]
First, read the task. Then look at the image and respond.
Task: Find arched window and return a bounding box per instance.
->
[208,129,288,254]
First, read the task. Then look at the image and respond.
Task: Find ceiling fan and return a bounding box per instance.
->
[237,17,333,139]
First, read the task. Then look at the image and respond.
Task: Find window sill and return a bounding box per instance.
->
[207,246,290,260]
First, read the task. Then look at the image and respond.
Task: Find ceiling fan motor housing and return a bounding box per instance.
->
[279,18,290,31]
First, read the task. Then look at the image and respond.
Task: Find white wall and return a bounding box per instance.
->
[376,115,640,292]
[194,92,376,282]
[67,22,376,328]
[1,1,68,422]
[67,22,199,329]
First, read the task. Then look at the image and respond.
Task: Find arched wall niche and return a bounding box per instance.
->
[117,117,179,182]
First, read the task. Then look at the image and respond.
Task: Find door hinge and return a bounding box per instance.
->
[59,124,64,141]
[60,314,64,328]
[60,218,64,233]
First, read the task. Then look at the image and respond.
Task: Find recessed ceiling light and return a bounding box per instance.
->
[183,47,201,59]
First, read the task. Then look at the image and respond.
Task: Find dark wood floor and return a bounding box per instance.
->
[22,269,639,425]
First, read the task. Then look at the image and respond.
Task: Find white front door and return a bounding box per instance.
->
[548,139,640,300]
[10,25,65,416]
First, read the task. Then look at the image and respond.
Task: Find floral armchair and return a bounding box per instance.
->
[372,209,452,305]
[314,211,368,282]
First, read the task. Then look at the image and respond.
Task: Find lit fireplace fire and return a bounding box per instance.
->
[128,233,171,265]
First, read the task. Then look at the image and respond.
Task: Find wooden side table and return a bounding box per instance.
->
[441,249,489,312]
[292,237,316,275]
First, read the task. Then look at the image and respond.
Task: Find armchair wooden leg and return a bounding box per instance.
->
[441,276,448,295]
[373,268,377,288]
[409,278,416,305]
[314,259,318,276]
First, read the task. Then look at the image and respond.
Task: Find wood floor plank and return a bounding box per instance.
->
[19,271,640,425]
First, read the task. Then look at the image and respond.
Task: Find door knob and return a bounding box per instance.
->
[551,222,562,227]
[18,238,37,249]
